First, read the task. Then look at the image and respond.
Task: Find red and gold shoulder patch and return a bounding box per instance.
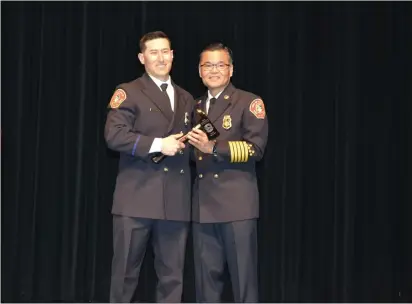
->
[110,89,127,108]
[249,98,266,119]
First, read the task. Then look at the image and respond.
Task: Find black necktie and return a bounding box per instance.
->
[160,83,172,111]
[208,97,216,115]
[160,83,168,93]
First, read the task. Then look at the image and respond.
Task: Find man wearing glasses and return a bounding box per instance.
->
[187,43,269,302]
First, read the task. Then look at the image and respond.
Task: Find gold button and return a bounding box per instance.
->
[180,169,184,174]
[198,156,203,161]
[214,174,219,179]
[199,174,203,179]
[164,167,168,172]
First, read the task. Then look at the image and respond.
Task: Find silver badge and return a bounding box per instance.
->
[184,112,190,126]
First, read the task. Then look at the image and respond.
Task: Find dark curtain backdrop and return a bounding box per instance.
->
[2,1,411,302]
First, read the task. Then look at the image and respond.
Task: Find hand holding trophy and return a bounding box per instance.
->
[151,109,220,164]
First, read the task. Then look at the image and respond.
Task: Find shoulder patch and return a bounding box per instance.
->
[249,98,266,119]
[110,89,127,109]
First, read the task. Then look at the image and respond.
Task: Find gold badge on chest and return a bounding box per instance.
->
[222,115,232,130]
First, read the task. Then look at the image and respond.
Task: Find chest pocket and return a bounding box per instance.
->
[133,107,169,135]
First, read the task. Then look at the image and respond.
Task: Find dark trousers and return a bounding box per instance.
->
[192,219,258,303]
[110,215,189,303]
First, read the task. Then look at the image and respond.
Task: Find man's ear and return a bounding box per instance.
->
[138,53,144,65]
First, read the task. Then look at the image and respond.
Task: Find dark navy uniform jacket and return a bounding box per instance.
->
[104,73,195,221]
[191,83,269,223]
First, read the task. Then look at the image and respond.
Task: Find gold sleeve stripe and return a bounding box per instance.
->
[232,141,237,163]
[229,141,234,163]
[233,141,240,162]
[236,142,241,162]
[230,141,235,162]
[232,141,238,162]
[236,141,243,162]
[228,141,252,163]
[243,141,249,162]
[241,141,247,162]
[232,141,238,163]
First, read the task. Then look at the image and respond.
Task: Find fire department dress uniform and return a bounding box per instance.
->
[104,73,194,302]
[191,82,268,303]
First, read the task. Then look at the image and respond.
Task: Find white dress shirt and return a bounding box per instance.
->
[148,74,175,153]
[148,74,175,111]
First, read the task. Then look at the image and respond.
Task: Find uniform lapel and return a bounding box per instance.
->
[141,73,174,122]
[167,83,187,133]
[200,94,208,113]
[208,83,235,123]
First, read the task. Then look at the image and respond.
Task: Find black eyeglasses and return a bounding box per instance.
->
[200,63,231,71]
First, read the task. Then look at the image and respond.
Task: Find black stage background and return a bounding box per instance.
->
[2,1,411,302]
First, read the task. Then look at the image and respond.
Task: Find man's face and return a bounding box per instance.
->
[199,50,233,91]
[138,38,173,81]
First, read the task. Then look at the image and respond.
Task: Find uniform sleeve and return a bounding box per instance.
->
[214,97,268,163]
[104,87,155,158]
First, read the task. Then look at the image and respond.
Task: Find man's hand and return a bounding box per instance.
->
[161,133,185,156]
[187,129,214,154]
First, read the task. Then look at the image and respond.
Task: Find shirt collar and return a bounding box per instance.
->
[208,89,223,101]
[148,73,172,90]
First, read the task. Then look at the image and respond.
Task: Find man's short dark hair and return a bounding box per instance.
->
[139,31,171,53]
[199,42,233,64]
